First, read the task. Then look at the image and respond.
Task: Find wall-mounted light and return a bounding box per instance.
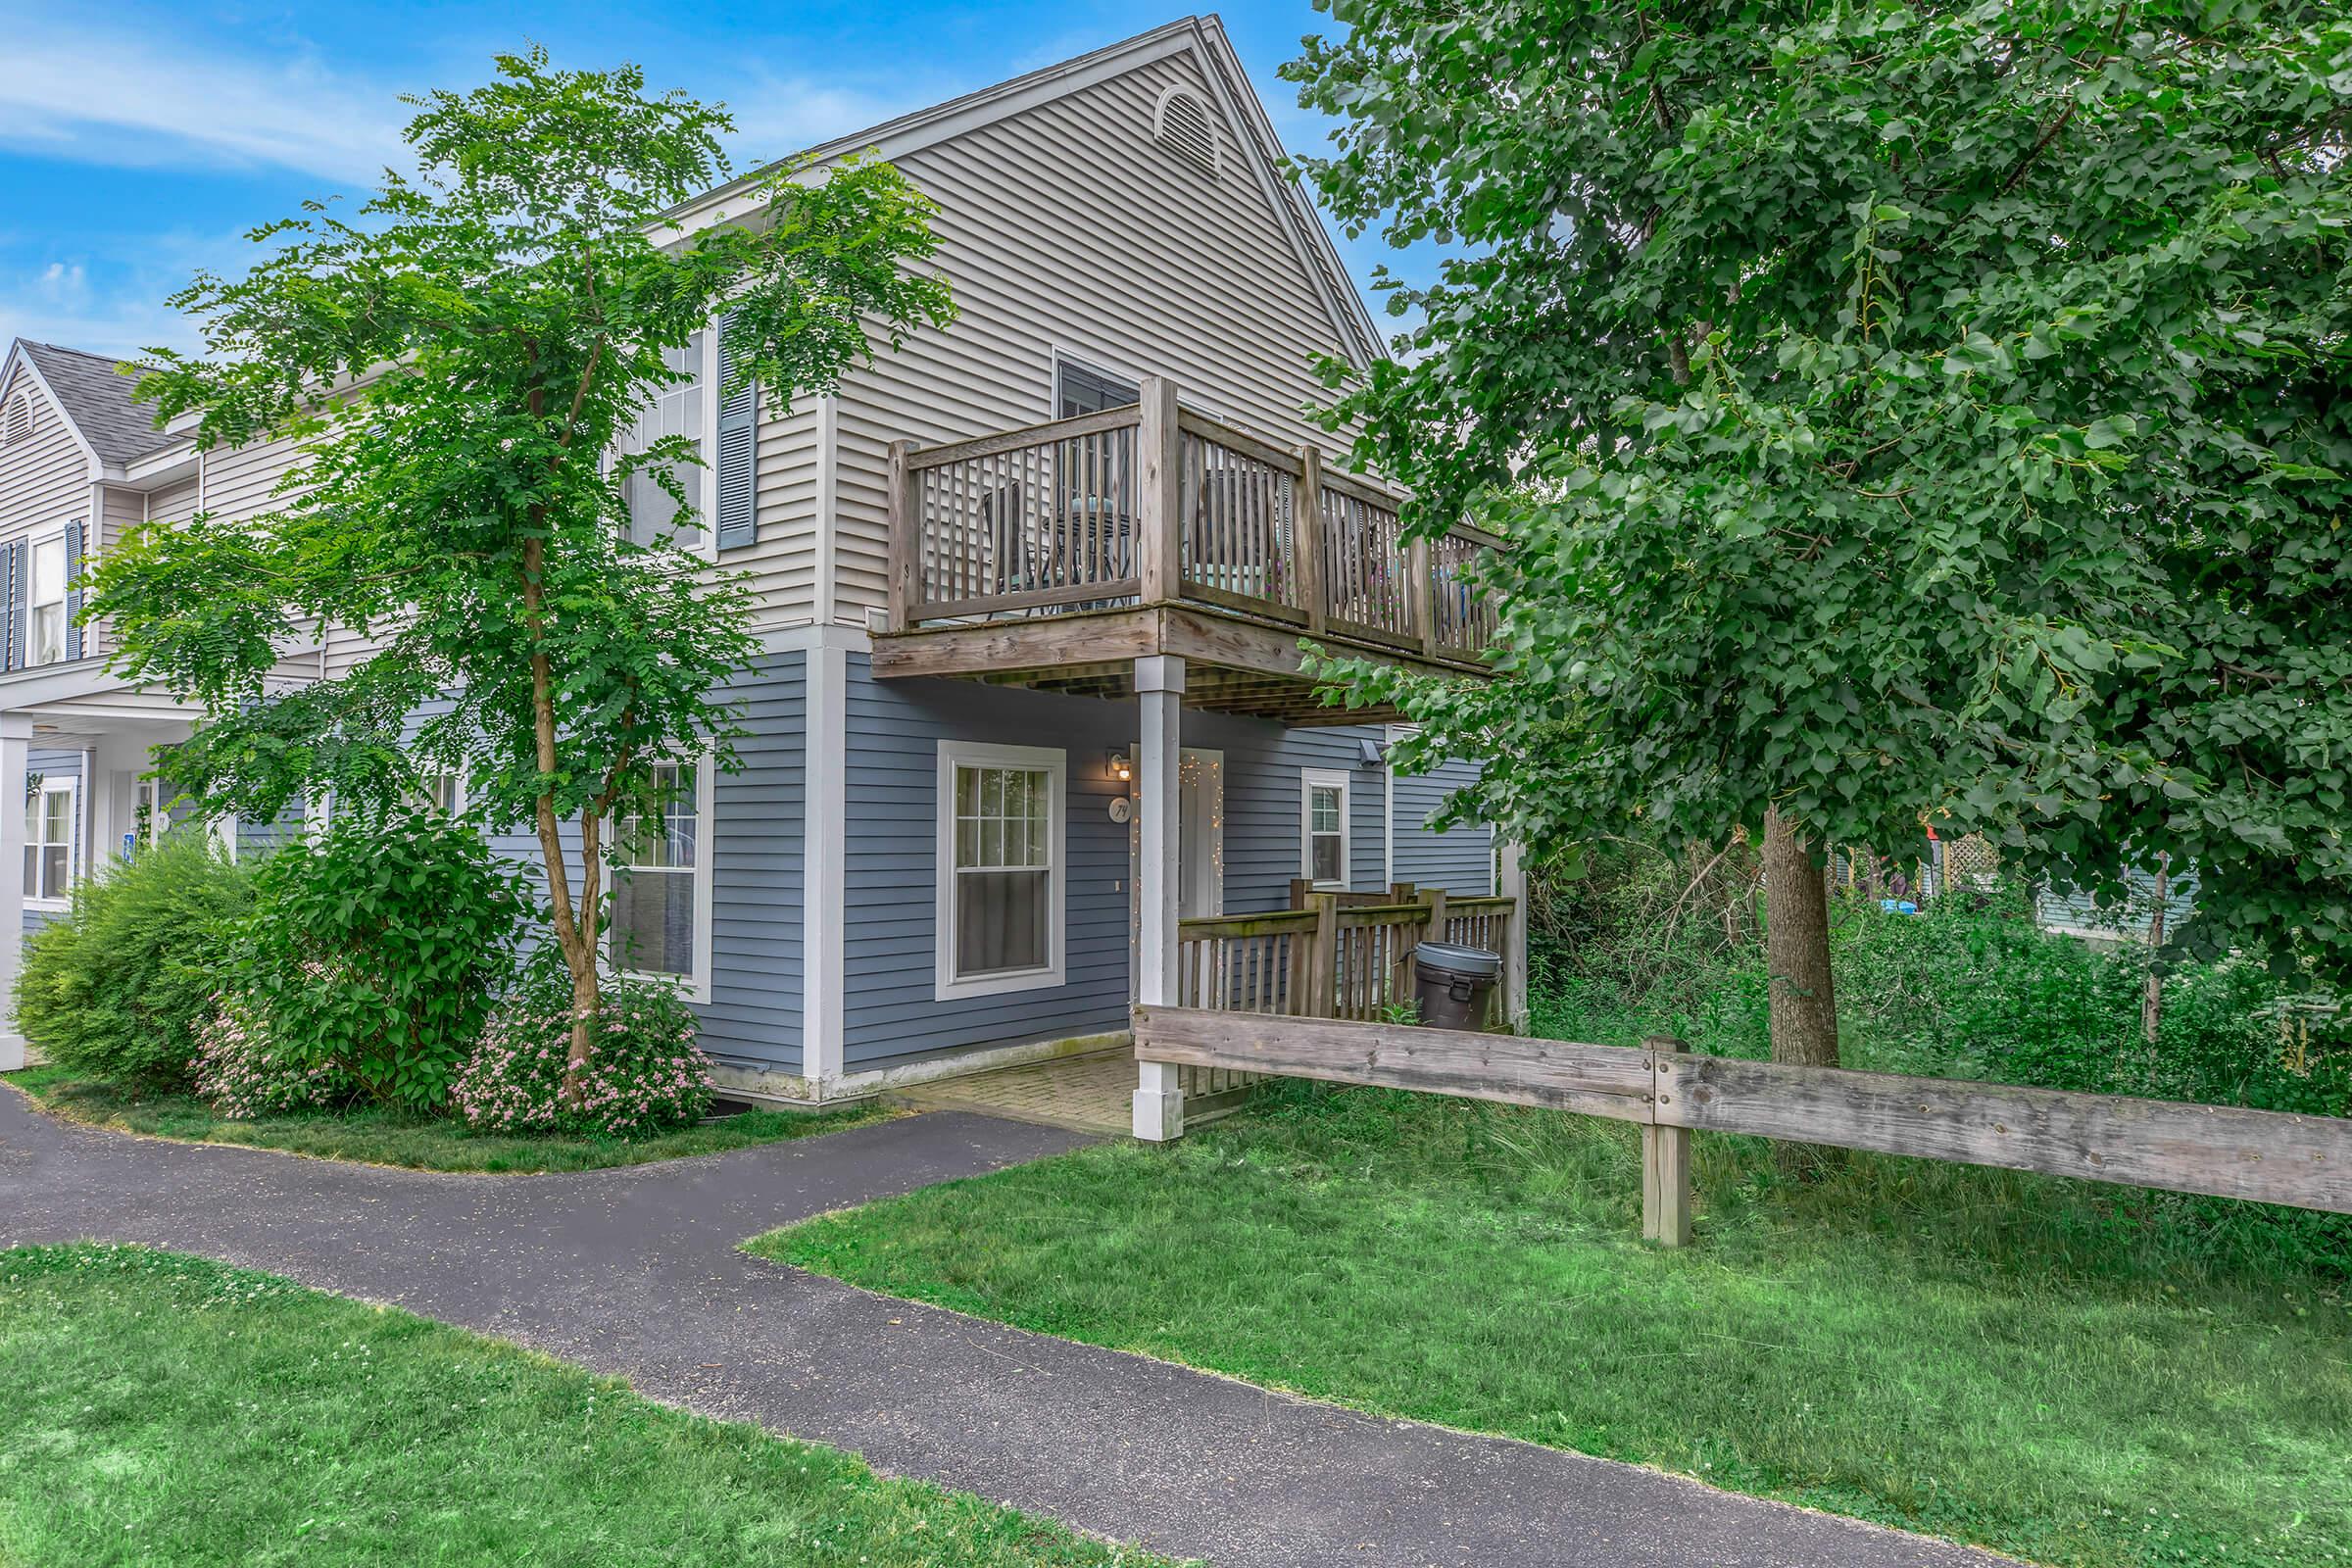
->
[1107,750,1132,783]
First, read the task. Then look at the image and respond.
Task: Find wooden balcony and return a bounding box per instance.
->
[876,377,1498,723]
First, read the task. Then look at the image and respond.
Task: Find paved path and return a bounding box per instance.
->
[0,1089,2006,1568]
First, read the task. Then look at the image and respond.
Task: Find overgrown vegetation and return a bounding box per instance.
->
[228,810,530,1111]
[14,830,253,1091]
[0,1244,1173,1566]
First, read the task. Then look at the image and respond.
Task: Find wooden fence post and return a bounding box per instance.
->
[1642,1035,1691,1248]
[1305,892,1340,1019]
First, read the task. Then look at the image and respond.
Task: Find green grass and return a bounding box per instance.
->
[0,1244,1176,1567]
[754,1083,2352,1568]
[4,1065,888,1173]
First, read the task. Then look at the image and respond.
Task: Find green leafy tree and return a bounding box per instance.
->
[1287,1,2352,1064]
[93,50,955,1092]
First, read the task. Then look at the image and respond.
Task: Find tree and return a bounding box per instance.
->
[1286,2,2352,1063]
[93,50,956,1094]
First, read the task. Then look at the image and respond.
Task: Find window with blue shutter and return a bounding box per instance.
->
[714,313,759,551]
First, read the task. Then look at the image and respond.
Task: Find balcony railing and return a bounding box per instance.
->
[885,377,1498,669]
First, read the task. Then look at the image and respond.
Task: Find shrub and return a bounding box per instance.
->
[16,830,254,1090]
[452,955,711,1138]
[232,810,528,1111]
[188,993,354,1117]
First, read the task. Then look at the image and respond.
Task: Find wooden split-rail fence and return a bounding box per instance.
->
[1131,1006,2352,1243]
[1165,883,1518,1109]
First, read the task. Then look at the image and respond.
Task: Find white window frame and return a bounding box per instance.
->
[25,526,68,667]
[1301,766,1351,891]
[24,774,76,908]
[935,739,1065,1002]
[604,757,715,1004]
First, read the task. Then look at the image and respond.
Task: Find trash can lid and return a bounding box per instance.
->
[1415,941,1501,979]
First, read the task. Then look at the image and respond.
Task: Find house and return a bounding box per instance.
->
[0,17,1521,1135]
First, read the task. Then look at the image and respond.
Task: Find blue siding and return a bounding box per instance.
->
[841,659,1134,1069]
[2038,863,2195,938]
[22,746,83,936]
[1392,756,1494,897]
[838,658,1394,1070]
[701,650,804,1076]
[420,653,808,1077]
[1192,713,1388,911]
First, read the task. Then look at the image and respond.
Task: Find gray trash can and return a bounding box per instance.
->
[1413,941,1500,1030]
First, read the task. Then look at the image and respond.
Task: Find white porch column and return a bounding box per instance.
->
[0,713,32,1069]
[1498,835,1531,1033]
[1132,653,1186,1141]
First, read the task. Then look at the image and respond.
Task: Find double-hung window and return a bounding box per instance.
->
[609,760,709,997]
[937,742,1063,999]
[24,777,74,904]
[28,535,66,665]
[1301,767,1349,890]
[621,332,710,552]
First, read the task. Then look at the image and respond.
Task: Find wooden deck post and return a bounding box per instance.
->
[1137,376,1183,607]
[886,439,916,631]
[1296,442,1328,635]
[1133,653,1188,1140]
[1642,1036,1692,1248]
[1410,534,1435,657]
[1304,891,1340,1019]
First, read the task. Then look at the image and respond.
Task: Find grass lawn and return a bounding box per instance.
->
[755,1083,2352,1568]
[4,1065,888,1173]
[0,1244,1176,1567]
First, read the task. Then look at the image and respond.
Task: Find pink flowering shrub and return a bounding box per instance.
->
[189,994,356,1118]
[451,968,712,1138]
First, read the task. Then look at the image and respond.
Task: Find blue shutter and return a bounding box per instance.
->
[65,519,83,662]
[714,313,759,551]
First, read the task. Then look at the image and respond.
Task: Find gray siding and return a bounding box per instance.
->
[2038,863,2196,938]
[1392,759,1494,897]
[1195,713,1387,911]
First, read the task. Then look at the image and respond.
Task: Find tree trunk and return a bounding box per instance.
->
[1763,807,1838,1068]
[2141,855,2170,1044]
[519,530,601,1105]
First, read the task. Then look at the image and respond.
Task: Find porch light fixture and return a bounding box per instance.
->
[1107,751,1133,782]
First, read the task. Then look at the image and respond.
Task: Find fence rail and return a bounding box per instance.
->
[1132,1006,2352,1244]
[886,377,1498,667]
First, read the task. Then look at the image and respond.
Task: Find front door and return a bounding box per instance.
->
[1130,747,1223,997]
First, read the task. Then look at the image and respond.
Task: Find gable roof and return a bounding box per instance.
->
[661,15,1384,368]
[13,340,179,467]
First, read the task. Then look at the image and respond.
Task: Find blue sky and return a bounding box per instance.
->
[0,1,1426,360]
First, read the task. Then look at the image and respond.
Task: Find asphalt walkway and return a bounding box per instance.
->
[0,1088,2005,1567]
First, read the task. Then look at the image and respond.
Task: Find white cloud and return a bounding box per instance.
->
[0,21,406,185]
[719,71,922,164]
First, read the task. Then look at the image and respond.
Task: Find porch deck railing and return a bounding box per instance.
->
[886,378,1497,668]
[1168,887,1518,1101]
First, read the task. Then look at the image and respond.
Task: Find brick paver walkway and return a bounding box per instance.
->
[895,1048,1135,1134]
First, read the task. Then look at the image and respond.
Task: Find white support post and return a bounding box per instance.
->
[1499,835,1531,1034]
[0,713,32,1070]
[1132,653,1186,1141]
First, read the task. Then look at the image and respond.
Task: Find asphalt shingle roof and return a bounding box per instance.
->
[16,340,183,467]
